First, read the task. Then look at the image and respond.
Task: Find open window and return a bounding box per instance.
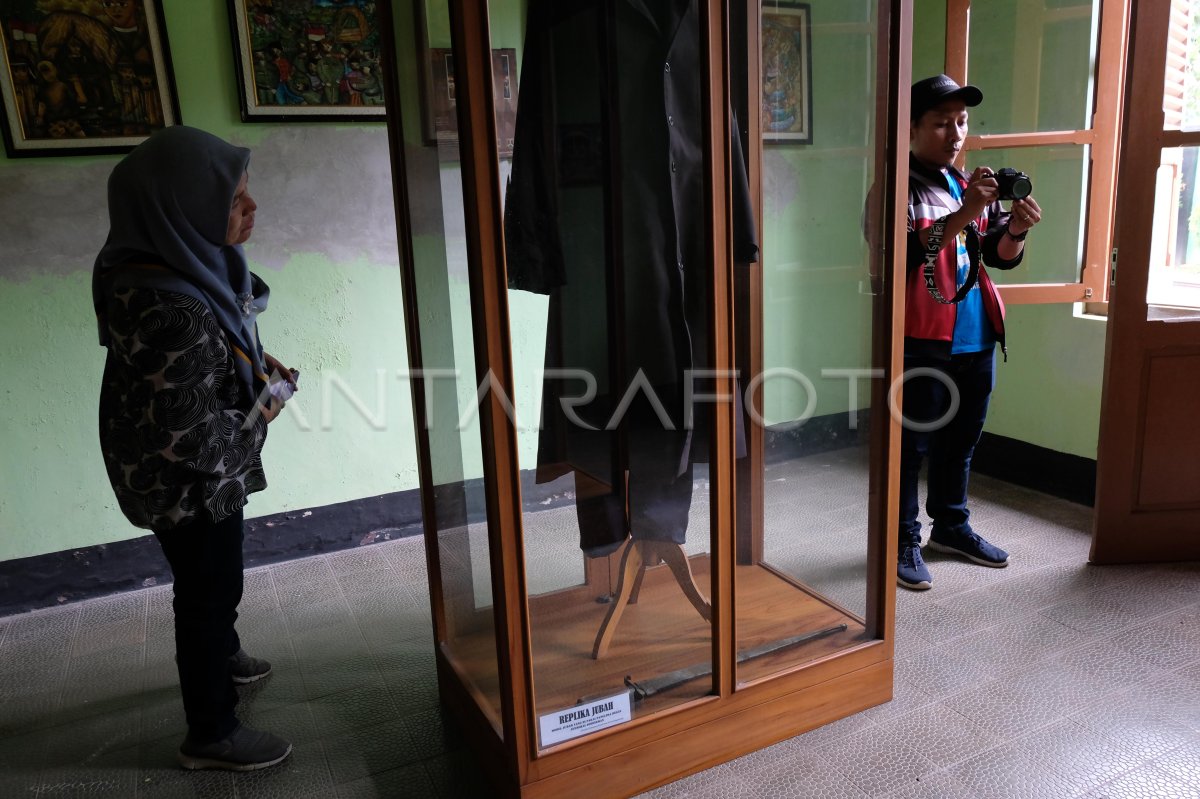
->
[1146,0,1200,317]
[944,0,1128,307]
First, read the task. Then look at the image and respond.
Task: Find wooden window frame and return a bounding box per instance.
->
[944,0,1129,307]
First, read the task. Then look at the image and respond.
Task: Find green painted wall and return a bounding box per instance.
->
[0,0,1109,565]
[0,0,416,562]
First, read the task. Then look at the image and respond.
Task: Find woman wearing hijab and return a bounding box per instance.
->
[94,126,294,771]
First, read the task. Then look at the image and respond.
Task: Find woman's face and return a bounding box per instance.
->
[225,173,256,246]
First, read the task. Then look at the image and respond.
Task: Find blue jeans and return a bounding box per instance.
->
[898,350,995,547]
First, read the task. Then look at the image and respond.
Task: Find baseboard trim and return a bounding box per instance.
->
[973,432,1097,507]
[0,419,1092,617]
[0,491,425,618]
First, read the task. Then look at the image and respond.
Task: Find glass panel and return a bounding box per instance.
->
[965,146,1087,284]
[967,0,1098,135]
[1164,0,1200,131]
[496,0,715,747]
[1147,147,1200,314]
[734,0,880,685]
[399,0,503,734]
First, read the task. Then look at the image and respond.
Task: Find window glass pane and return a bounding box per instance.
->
[734,0,882,686]
[967,0,1097,135]
[1165,0,1200,131]
[965,145,1087,284]
[403,0,504,735]
[1147,146,1200,316]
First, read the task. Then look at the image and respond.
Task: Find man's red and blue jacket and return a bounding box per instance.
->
[906,153,1024,359]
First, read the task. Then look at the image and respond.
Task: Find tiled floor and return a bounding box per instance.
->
[1,473,1198,798]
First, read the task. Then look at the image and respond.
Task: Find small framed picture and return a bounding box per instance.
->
[0,0,181,157]
[762,1,813,144]
[414,0,518,158]
[227,0,386,122]
[425,46,517,157]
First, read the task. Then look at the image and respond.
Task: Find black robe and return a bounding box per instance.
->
[505,0,759,554]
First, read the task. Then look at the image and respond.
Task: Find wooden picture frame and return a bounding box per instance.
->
[0,0,180,157]
[227,0,385,122]
[762,1,812,144]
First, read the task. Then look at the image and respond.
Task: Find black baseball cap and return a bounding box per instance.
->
[911,74,983,121]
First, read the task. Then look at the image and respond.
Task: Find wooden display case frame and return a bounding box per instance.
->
[378,1,914,796]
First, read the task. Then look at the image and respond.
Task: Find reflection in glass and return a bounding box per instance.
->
[965,146,1087,285]
[734,0,881,685]
[1147,147,1200,314]
[402,0,504,735]
[967,0,1098,135]
[499,0,757,746]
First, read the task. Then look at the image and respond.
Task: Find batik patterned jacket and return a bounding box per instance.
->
[98,287,267,532]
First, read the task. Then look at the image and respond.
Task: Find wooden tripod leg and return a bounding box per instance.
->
[592,539,644,659]
[628,551,653,605]
[653,543,712,621]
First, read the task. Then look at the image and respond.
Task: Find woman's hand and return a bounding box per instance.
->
[257,396,285,424]
[263,351,296,387]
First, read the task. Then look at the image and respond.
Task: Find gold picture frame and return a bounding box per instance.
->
[762,1,813,144]
[0,0,181,157]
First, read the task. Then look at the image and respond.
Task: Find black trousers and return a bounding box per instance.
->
[155,508,244,743]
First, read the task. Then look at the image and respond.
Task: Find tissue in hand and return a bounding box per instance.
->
[268,379,295,402]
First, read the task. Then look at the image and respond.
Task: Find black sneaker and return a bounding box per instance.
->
[229,649,272,684]
[928,525,1009,567]
[897,543,932,590]
[177,724,292,771]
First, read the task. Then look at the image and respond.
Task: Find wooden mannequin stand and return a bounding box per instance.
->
[592,539,713,659]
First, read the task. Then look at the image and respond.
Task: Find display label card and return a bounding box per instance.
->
[538,691,632,746]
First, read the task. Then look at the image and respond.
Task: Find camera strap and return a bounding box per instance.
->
[923,216,980,305]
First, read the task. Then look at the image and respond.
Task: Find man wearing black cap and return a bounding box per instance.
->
[896,74,1042,590]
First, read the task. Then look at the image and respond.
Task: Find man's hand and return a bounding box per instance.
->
[961,166,1000,219]
[918,166,1000,255]
[1007,196,1042,235]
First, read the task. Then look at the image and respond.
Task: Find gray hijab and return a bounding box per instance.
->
[93,126,269,394]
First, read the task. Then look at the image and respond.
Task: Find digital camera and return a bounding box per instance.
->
[995,168,1033,201]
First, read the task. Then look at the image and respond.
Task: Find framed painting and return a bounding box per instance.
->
[762,1,812,144]
[0,0,181,158]
[227,0,385,122]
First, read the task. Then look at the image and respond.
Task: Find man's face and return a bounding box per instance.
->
[910,99,969,168]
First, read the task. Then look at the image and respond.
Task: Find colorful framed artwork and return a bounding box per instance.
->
[227,0,385,122]
[0,0,181,158]
[762,1,813,144]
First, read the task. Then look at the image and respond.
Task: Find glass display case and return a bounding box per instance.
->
[379,1,911,795]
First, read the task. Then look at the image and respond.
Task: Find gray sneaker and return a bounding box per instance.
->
[229,649,272,684]
[178,724,292,771]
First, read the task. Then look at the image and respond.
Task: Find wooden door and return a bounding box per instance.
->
[1093,0,1200,564]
